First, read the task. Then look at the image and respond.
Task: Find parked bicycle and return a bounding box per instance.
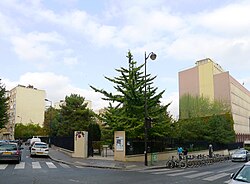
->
[166,154,229,169]
[166,156,187,169]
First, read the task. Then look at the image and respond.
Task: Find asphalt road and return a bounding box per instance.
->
[0,146,245,184]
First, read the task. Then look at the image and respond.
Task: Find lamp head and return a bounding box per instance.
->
[150,52,157,60]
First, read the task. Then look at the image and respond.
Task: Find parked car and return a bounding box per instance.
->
[30,137,41,146]
[0,142,23,163]
[232,149,250,162]
[29,137,41,150]
[230,161,250,183]
[30,142,49,157]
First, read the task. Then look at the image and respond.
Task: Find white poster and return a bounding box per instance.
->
[115,136,124,151]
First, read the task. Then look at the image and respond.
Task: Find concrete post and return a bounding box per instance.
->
[114,131,126,161]
[72,131,88,158]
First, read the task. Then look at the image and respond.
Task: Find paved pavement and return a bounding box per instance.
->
[48,145,166,170]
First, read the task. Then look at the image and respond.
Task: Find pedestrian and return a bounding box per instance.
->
[183,148,188,160]
[209,144,213,158]
[177,147,183,160]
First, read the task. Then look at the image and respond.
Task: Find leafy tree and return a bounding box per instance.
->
[205,113,235,144]
[55,94,97,136]
[44,106,59,136]
[90,51,172,139]
[175,118,207,141]
[0,79,9,129]
[179,94,230,119]
[14,123,45,138]
[175,113,235,144]
[88,122,101,141]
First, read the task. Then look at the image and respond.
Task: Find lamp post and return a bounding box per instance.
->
[45,98,52,147]
[144,51,157,166]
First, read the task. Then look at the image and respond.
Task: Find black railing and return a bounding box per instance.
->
[126,138,243,155]
[51,136,74,151]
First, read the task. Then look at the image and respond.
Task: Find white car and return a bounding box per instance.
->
[30,142,49,157]
[230,161,250,183]
[231,149,250,162]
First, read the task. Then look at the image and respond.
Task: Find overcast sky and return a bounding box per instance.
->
[1,0,250,118]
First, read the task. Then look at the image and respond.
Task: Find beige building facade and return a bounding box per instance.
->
[179,58,250,141]
[7,85,46,139]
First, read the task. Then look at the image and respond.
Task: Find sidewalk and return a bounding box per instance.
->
[48,145,166,170]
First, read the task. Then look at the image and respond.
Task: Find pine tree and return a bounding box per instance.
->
[90,51,172,138]
[0,79,9,129]
[57,94,96,136]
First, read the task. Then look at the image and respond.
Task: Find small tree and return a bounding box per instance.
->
[44,106,59,136]
[55,94,97,136]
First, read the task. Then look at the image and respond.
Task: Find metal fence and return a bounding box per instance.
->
[126,138,243,155]
[51,136,74,151]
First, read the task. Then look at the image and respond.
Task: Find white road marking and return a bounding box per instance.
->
[184,171,213,178]
[139,168,171,173]
[153,169,183,175]
[218,165,242,173]
[0,164,8,170]
[203,173,229,181]
[46,162,57,168]
[59,163,71,168]
[168,170,197,176]
[32,162,41,169]
[14,162,25,169]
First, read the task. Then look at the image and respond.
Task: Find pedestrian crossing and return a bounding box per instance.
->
[0,161,78,170]
[134,167,239,183]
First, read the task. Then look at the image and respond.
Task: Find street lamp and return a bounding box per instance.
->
[144,51,157,166]
[45,98,52,147]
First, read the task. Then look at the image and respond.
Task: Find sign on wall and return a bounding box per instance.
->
[115,136,124,151]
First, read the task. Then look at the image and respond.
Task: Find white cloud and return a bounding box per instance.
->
[3,72,109,111]
[162,92,179,119]
[63,57,79,66]
[193,1,250,35]
[2,0,250,117]
[0,12,19,36]
[10,32,65,63]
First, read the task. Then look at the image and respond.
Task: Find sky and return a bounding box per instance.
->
[1,0,250,118]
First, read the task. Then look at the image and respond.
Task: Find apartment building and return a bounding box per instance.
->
[7,85,46,139]
[179,58,250,141]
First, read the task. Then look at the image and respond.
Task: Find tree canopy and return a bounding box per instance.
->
[177,94,235,144]
[175,113,235,144]
[90,51,172,139]
[47,94,97,136]
[179,94,230,119]
[0,79,9,129]
[14,123,45,138]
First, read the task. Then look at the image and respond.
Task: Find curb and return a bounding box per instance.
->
[49,155,167,170]
[48,155,124,170]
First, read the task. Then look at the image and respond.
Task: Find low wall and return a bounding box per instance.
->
[58,147,74,157]
[125,149,230,162]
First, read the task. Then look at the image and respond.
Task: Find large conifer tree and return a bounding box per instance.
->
[90,51,172,138]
